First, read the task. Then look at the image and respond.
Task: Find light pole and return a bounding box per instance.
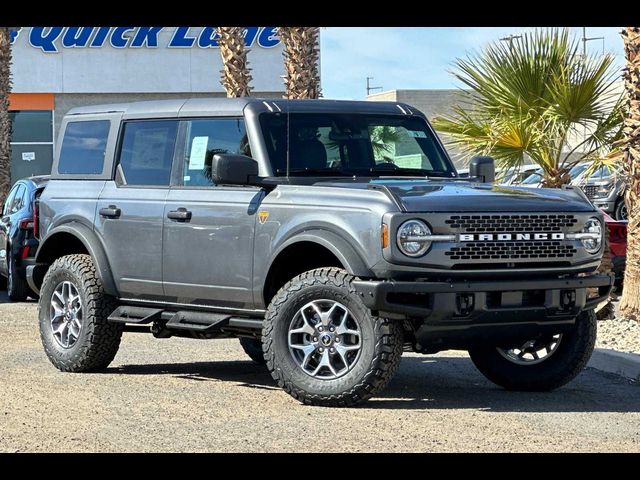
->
[366,77,382,97]
[499,34,522,50]
[581,27,605,57]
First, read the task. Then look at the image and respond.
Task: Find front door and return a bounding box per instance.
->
[162,118,261,310]
[95,119,178,300]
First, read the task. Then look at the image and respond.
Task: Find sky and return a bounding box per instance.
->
[320,27,625,100]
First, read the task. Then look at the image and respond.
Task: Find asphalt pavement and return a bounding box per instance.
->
[0,293,638,452]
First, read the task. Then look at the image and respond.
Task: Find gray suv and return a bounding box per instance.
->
[29,98,612,406]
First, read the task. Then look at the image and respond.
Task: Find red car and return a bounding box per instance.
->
[603,211,627,289]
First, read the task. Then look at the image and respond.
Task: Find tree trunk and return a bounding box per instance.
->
[278,27,321,99]
[619,27,640,322]
[540,166,571,188]
[0,27,12,205]
[217,27,253,98]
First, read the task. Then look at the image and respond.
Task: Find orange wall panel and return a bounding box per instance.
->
[8,93,54,111]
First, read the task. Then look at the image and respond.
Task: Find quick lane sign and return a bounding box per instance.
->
[9,27,280,53]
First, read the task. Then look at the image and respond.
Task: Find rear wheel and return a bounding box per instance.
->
[263,268,403,407]
[39,254,123,372]
[7,254,31,302]
[468,309,596,391]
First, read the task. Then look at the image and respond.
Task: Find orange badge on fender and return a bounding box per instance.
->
[258,211,269,224]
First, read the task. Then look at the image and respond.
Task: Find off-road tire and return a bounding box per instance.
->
[468,309,597,391]
[39,254,123,372]
[239,337,266,365]
[7,254,31,302]
[262,267,403,407]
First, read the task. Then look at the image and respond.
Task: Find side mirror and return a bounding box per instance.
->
[470,156,495,183]
[211,154,259,186]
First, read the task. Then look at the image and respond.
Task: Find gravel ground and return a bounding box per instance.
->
[596,299,640,354]
[0,293,638,453]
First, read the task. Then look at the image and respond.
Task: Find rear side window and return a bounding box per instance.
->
[58,120,110,174]
[118,120,178,186]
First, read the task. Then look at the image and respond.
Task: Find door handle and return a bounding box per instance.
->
[167,208,192,222]
[99,205,121,219]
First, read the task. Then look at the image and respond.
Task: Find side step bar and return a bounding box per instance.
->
[107,305,263,334]
[108,306,163,324]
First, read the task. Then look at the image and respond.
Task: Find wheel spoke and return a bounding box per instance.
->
[288,299,362,379]
[50,281,83,349]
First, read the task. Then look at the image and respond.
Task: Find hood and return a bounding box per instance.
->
[316,178,595,213]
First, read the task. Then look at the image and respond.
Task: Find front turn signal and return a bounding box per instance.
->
[381,223,389,249]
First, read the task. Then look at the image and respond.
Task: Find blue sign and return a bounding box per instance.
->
[10,27,281,53]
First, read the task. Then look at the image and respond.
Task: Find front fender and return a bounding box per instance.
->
[273,228,373,278]
[35,222,118,296]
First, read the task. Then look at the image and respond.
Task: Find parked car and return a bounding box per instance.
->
[0,176,48,301]
[496,164,540,185]
[603,211,627,290]
[30,99,611,407]
[572,162,627,220]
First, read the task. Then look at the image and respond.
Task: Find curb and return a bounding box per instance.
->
[588,348,640,383]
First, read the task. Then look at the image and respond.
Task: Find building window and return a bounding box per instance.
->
[9,110,54,184]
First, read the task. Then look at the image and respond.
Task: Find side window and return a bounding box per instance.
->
[58,120,110,175]
[182,118,250,187]
[3,185,18,215]
[118,120,178,187]
[9,185,25,214]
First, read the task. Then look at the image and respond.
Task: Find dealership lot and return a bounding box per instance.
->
[0,293,638,453]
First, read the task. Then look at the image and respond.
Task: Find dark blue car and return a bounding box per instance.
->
[0,176,49,301]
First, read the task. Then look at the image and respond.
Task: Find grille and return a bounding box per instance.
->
[581,185,598,199]
[445,241,576,261]
[445,214,577,232]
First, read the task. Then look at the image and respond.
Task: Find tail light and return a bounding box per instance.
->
[18,218,34,230]
[33,198,40,238]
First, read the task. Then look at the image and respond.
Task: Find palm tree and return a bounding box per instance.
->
[0,27,12,205]
[432,28,623,188]
[619,27,640,322]
[217,27,253,97]
[278,27,321,99]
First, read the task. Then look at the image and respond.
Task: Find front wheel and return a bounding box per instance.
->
[469,309,596,391]
[263,268,403,407]
[614,198,628,221]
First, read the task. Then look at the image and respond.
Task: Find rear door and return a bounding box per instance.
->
[96,119,178,301]
[162,117,261,310]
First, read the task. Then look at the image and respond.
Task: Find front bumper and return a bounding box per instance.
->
[353,274,614,350]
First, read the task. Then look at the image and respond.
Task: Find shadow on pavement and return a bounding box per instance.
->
[106,355,639,413]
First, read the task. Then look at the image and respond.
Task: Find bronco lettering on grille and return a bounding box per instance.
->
[459,233,566,241]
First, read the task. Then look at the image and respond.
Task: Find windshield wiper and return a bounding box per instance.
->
[276,168,353,176]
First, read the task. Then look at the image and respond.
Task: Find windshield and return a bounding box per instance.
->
[259,113,456,177]
[569,163,589,180]
[522,169,543,185]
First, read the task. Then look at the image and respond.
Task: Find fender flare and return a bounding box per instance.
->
[271,229,373,278]
[35,222,118,296]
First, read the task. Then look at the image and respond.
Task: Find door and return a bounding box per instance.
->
[95,119,178,300]
[162,118,262,310]
[0,184,22,276]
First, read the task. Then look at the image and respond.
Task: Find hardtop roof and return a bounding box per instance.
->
[65,98,424,119]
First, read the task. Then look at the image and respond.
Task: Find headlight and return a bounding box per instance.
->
[397,219,431,257]
[581,217,603,254]
[592,183,614,198]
